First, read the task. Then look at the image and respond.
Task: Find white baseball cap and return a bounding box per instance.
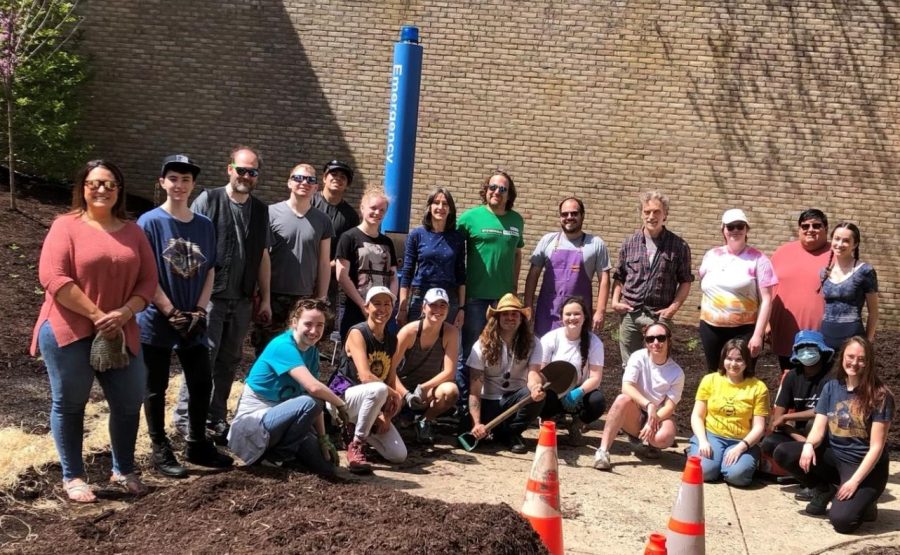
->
[364,286,396,304]
[722,208,749,225]
[424,287,450,305]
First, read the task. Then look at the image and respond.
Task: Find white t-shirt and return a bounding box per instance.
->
[467,339,543,401]
[622,348,685,406]
[539,327,604,386]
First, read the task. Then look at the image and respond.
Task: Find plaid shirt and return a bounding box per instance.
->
[613,227,694,310]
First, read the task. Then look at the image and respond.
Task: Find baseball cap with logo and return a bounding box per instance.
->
[424,288,450,305]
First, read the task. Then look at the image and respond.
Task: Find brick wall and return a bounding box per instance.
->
[76,1,900,327]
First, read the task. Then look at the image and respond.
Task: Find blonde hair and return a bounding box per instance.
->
[360,186,390,210]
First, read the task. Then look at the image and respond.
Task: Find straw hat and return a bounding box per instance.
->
[486,293,531,320]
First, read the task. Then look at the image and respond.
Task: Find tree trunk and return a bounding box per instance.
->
[6,78,15,211]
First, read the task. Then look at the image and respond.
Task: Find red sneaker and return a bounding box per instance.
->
[347,438,372,474]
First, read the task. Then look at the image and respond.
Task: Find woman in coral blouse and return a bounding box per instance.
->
[32,160,158,502]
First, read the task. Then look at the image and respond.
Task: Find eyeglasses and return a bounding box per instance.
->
[644,334,668,344]
[290,174,317,184]
[501,370,511,389]
[230,163,259,178]
[800,222,824,231]
[84,180,119,191]
[560,211,581,218]
[725,223,747,231]
[488,184,508,194]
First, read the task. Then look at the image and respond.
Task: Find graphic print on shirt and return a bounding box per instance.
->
[828,399,868,439]
[368,350,391,381]
[162,237,207,279]
[356,241,392,294]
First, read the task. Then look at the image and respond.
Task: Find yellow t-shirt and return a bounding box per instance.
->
[696,372,770,439]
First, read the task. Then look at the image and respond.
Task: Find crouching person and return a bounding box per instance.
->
[334,286,407,474]
[467,294,545,454]
[389,288,460,446]
[228,299,345,476]
[594,322,684,471]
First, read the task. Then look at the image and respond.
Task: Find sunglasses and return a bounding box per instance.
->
[560,211,581,218]
[84,180,119,191]
[488,184,508,194]
[230,163,259,178]
[290,174,317,184]
[501,370,511,389]
[644,334,668,344]
[725,223,747,231]
[800,222,824,231]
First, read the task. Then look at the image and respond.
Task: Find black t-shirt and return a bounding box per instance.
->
[775,366,831,411]
[335,227,397,299]
[312,192,360,259]
[340,321,397,383]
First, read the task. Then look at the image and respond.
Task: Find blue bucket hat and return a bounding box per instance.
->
[789,330,834,365]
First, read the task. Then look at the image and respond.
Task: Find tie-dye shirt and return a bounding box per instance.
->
[699,245,778,327]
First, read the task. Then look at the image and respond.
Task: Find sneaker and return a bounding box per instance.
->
[185,440,234,468]
[347,438,372,474]
[805,485,836,516]
[206,420,230,446]
[415,417,435,446]
[593,448,612,471]
[794,486,816,502]
[508,434,528,454]
[151,441,188,478]
[862,502,878,522]
[567,417,584,445]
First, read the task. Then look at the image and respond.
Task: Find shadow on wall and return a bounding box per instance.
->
[77,1,363,203]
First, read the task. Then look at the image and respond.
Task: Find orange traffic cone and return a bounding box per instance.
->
[666,455,705,554]
[644,532,668,554]
[521,421,563,555]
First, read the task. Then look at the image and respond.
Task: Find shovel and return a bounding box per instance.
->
[457,360,577,452]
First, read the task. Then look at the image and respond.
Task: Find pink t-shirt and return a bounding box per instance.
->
[769,240,831,357]
[699,246,778,327]
[31,213,158,356]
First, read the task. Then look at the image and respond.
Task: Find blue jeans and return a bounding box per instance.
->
[38,321,146,481]
[688,431,760,487]
[174,296,253,430]
[262,395,333,476]
[456,298,497,407]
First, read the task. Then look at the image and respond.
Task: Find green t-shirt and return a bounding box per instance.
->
[457,205,525,299]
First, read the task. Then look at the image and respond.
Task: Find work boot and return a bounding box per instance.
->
[206,419,230,446]
[567,416,584,445]
[151,440,188,478]
[415,417,435,446]
[593,447,612,471]
[805,485,836,516]
[185,440,234,468]
[508,434,527,454]
[347,438,372,474]
[794,486,816,502]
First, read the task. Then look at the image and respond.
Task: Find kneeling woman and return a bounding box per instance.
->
[538,296,605,444]
[336,286,407,473]
[228,299,345,476]
[688,338,770,486]
[774,336,893,532]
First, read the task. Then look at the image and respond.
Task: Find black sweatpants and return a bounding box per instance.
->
[540,389,606,425]
[698,320,754,371]
[143,343,212,445]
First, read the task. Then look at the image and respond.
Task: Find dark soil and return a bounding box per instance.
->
[1,182,898,553]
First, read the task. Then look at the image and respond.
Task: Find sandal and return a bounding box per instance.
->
[63,478,97,503]
[110,473,148,497]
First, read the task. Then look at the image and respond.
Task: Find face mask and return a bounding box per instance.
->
[796,346,821,367]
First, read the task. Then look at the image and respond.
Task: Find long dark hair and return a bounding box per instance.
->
[422,187,457,231]
[559,296,591,369]
[479,169,517,210]
[718,338,754,378]
[68,160,129,219]
[818,222,861,293]
[835,336,890,418]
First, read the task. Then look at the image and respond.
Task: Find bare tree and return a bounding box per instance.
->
[0,0,81,210]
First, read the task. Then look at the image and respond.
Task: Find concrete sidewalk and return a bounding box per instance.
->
[365,431,900,554]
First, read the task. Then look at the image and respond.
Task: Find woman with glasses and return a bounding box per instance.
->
[688,338,770,486]
[538,296,605,445]
[697,209,777,370]
[335,186,399,340]
[593,322,684,471]
[818,223,878,351]
[229,299,347,476]
[31,160,158,502]
[465,294,545,454]
[773,336,892,532]
[397,187,466,328]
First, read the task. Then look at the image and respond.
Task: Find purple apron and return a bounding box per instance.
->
[534,233,593,337]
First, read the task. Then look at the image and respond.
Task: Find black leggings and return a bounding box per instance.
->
[774,441,889,533]
[143,343,212,445]
[698,321,754,371]
[540,389,606,424]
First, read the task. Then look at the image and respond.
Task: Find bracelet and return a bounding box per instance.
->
[740,439,750,450]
